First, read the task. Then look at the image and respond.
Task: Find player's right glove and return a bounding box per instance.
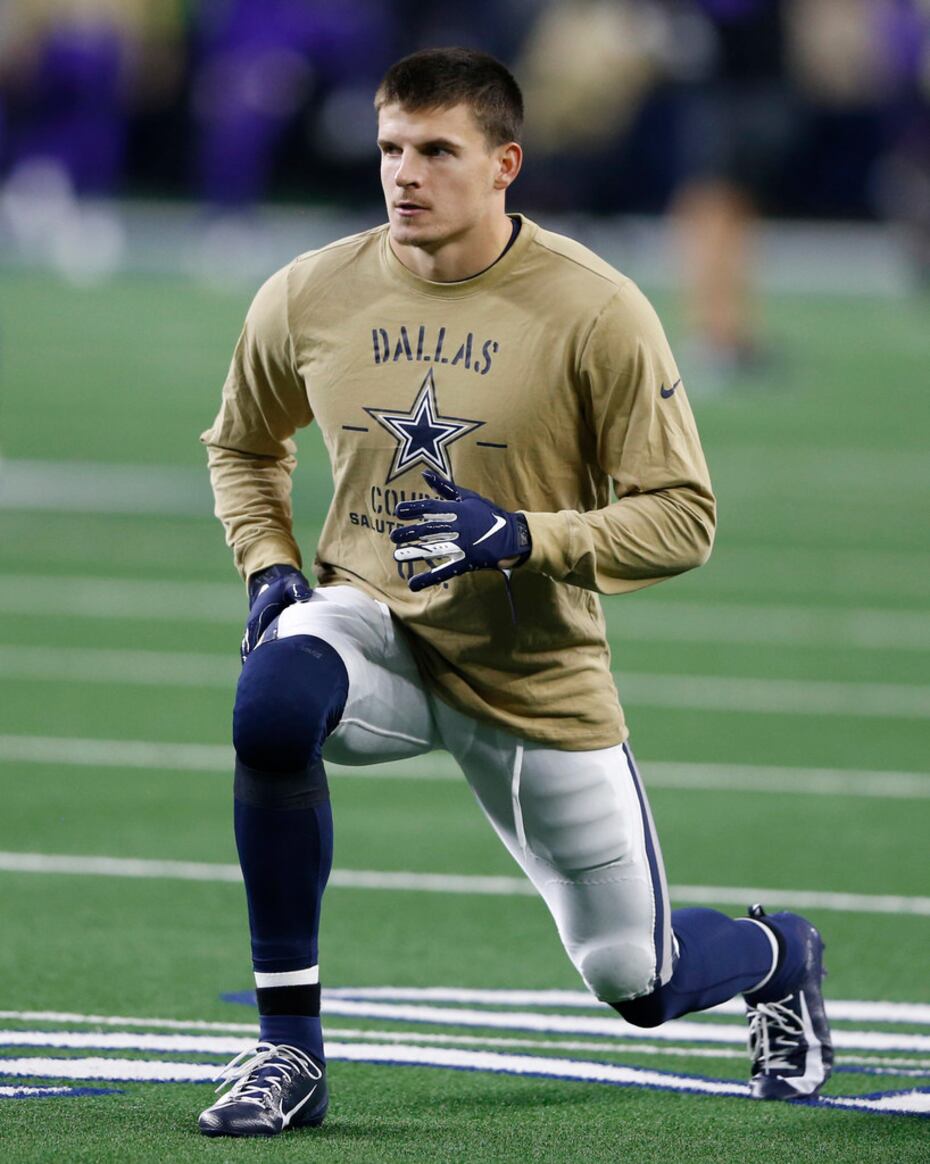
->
[241,563,312,664]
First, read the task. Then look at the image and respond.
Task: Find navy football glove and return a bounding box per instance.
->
[241,563,312,663]
[390,470,531,592]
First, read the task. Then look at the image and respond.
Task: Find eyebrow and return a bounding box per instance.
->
[378,137,462,152]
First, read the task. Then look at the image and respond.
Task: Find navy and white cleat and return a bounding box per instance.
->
[744,905,833,1101]
[198,1042,327,1137]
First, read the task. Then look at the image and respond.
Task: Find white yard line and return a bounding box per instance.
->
[4,1031,930,1073]
[2,642,929,717]
[1,569,929,651]
[0,734,232,772]
[0,1010,260,1034]
[323,987,930,1026]
[614,601,930,651]
[0,645,234,687]
[2,733,929,799]
[0,574,241,622]
[0,1085,75,1097]
[0,1028,746,1065]
[615,672,930,719]
[0,460,211,517]
[1,1049,928,1115]
[316,1001,930,1052]
[0,850,926,916]
[5,984,929,1028]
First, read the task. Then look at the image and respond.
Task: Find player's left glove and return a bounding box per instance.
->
[390,469,531,592]
[241,563,312,663]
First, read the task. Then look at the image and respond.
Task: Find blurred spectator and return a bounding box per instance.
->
[0,0,184,281]
[872,0,930,287]
[515,0,672,213]
[0,0,925,281]
[190,0,395,210]
[670,0,799,387]
[0,0,184,195]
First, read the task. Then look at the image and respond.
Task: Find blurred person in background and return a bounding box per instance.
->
[0,0,184,279]
[190,0,395,212]
[873,0,930,287]
[514,0,671,215]
[669,0,798,388]
[188,0,395,276]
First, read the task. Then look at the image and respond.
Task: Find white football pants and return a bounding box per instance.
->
[272,584,675,1002]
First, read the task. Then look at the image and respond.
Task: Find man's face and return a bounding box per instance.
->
[378,102,508,251]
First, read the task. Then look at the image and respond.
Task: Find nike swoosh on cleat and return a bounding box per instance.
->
[282,1083,318,1128]
[660,378,682,399]
[473,514,507,545]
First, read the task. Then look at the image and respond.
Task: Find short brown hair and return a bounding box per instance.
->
[375,47,523,146]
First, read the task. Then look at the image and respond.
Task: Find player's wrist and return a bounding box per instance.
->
[247,563,306,606]
[498,512,531,569]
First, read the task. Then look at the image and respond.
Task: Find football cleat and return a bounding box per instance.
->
[744,905,833,1101]
[198,1042,327,1137]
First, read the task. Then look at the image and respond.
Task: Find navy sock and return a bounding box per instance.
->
[235,795,333,1062]
[258,1015,325,1063]
[615,907,777,1027]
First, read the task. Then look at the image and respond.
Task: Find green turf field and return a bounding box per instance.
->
[0,267,928,1162]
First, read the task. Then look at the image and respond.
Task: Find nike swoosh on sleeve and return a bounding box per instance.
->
[660,378,682,399]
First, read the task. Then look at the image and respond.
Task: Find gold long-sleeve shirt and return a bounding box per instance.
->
[202,216,715,750]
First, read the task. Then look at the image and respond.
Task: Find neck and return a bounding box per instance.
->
[390,212,514,283]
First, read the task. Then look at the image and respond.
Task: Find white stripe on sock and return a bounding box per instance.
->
[737,917,780,994]
[254,967,319,989]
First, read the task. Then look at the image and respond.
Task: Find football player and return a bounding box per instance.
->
[198,47,832,1137]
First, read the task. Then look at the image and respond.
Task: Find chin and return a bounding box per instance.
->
[390,221,442,250]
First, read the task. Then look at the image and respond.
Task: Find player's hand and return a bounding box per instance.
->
[390,470,531,592]
[241,564,312,663]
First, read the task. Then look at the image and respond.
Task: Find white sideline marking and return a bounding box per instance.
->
[0,1028,748,1063]
[3,566,930,651]
[318,1000,930,1053]
[616,673,930,719]
[325,987,930,1027]
[3,642,930,718]
[2,732,929,800]
[0,734,233,772]
[0,1085,73,1097]
[0,645,235,688]
[0,850,927,916]
[0,1010,260,1034]
[0,1057,219,1083]
[2,1050,929,1115]
[0,461,211,517]
[0,1029,743,1064]
[5,990,930,1030]
[4,1026,930,1063]
[0,1030,249,1054]
[0,574,241,622]
[616,601,930,652]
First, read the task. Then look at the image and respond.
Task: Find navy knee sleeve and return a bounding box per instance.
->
[233,635,349,780]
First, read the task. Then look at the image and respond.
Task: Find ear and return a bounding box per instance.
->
[493,142,523,191]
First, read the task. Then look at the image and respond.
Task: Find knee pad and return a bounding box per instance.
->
[576,938,657,1005]
[233,634,349,777]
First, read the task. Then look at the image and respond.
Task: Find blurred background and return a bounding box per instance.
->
[0,0,928,306]
[0,2,928,1150]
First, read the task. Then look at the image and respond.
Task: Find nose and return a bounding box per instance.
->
[394,149,421,189]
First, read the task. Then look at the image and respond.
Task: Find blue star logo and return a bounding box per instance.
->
[364,370,483,484]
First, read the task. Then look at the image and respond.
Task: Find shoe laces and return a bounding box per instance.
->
[211,1042,321,1108]
[747,997,806,1073]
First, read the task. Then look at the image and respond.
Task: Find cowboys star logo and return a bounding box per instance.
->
[364,370,483,484]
